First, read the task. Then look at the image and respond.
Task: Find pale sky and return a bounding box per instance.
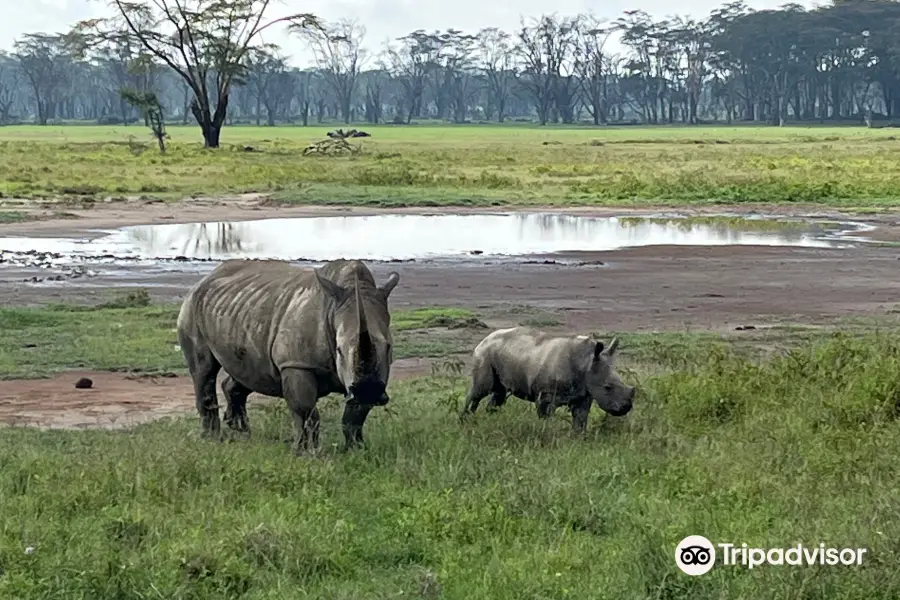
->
[0,0,822,67]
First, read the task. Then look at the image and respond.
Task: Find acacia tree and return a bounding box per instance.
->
[70,32,161,124]
[616,10,666,123]
[245,49,294,125]
[302,19,366,124]
[0,53,20,124]
[574,17,614,124]
[476,27,516,122]
[517,15,580,125]
[670,16,711,124]
[362,64,389,124]
[74,0,322,147]
[99,39,159,124]
[14,34,71,125]
[387,31,431,123]
[426,29,478,123]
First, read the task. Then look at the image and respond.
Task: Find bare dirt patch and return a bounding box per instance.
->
[0,371,194,430]
[0,358,436,430]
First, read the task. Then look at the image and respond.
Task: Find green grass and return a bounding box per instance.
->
[0,210,30,223]
[518,316,564,328]
[393,307,485,330]
[3,320,900,598]
[0,209,79,223]
[0,298,482,379]
[0,295,790,379]
[4,124,900,207]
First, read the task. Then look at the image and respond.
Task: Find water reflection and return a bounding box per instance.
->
[126,222,246,255]
[0,213,864,262]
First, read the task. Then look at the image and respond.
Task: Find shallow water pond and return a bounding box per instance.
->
[0,213,873,263]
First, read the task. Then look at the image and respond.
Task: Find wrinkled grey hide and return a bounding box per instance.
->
[460,327,635,432]
[176,258,399,453]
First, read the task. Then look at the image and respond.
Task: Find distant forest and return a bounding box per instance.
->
[1,0,898,136]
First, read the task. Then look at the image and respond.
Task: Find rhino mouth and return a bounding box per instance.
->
[605,405,632,417]
[348,378,390,406]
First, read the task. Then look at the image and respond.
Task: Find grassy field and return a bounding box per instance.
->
[2,296,900,598]
[3,123,900,207]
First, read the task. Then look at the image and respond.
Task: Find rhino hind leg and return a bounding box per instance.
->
[222,375,251,434]
[281,368,321,455]
[180,334,222,438]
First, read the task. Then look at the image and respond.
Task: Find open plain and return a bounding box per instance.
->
[3,124,900,599]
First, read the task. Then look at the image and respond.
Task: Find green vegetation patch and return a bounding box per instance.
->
[0,211,30,223]
[393,307,486,330]
[4,125,900,207]
[0,210,80,224]
[0,297,484,379]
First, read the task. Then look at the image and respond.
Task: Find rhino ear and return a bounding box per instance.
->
[603,337,620,360]
[379,272,400,299]
[593,341,604,360]
[315,269,345,300]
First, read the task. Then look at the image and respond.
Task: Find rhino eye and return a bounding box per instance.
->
[604,384,614,392]
[337,347,343,358]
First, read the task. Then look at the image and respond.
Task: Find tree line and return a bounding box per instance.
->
[1,0,898,147]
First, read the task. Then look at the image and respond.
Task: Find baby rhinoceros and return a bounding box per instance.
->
[460,327,635,432]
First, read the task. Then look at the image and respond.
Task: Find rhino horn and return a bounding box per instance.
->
[355,274,374,368]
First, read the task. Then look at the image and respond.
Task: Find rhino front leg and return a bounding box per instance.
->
[342,402,373,450]
[570,397,592,434]
[461,385,489,419]
[280,369,321,455]
[485,384,508,413]
[462,361,506,418]
[222,375,251,434]
[179,333,222,438]
[460,360,492,419]
[536,393,556,419]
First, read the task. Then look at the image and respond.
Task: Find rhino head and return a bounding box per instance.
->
[315,268,399,406]
[584,337,635,417]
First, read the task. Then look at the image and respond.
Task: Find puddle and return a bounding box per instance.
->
[0,213,876,264]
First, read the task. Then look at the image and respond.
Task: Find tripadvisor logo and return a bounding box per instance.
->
[675,535,868,576]
[675,535,716,576]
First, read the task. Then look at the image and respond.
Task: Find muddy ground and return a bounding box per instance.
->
[4,197,900,429]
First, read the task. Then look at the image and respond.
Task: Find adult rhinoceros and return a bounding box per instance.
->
[176,258,400,453]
